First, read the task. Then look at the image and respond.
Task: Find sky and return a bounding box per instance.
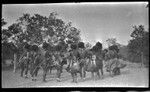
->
[2,2,149,48]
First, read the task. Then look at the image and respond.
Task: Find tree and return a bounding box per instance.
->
[17,12,81,47]
[17,13,46,45]
[2,12,81,69]
[106,37,120,53]
[108,45,119,53]
[127,25,149,67]
[119,45,128,60]
[1,19,19,70]
[106,37,117,47]
[1,18,7,26]
[1,18,10,43]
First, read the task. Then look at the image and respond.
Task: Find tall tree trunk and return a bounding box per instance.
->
[13,54,17,73]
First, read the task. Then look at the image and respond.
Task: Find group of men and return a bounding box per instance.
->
[18,44,41,79]
[17,41,120,82]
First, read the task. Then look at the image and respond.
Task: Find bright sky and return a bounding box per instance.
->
[2,2,149,48]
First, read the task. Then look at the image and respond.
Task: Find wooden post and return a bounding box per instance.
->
[141,52,144,67]
[13,53,17,73]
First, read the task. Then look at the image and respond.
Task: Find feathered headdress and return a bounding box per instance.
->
[78,42,85,48]
[70,43,77,50]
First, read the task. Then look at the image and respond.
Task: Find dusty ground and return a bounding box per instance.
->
[2,62,149,88]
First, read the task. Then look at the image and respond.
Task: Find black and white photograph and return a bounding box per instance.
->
[2,2,149,88]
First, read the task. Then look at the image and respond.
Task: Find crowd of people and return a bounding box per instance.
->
[16,41,123,83]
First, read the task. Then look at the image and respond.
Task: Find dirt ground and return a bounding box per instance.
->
[2,63,149,88]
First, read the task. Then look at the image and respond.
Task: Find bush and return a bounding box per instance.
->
[127,53,141,63]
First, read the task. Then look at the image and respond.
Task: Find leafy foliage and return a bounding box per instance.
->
[1,12,81,65]
[127,25,149,64]
[109,45,119,53]
[106,38,117,46]
[1,18,7,26]
[2,12,81,51]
